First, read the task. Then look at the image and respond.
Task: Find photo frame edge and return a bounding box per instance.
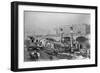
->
[11,1,98,72]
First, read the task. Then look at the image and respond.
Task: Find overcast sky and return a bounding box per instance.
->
[24,11,90,35]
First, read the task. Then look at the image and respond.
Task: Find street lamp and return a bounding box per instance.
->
[70,26,74,53]
[60,28,64,43]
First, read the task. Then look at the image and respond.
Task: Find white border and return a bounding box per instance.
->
[18,5,95,68]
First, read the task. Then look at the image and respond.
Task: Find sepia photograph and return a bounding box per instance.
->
[24,11,91,62]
